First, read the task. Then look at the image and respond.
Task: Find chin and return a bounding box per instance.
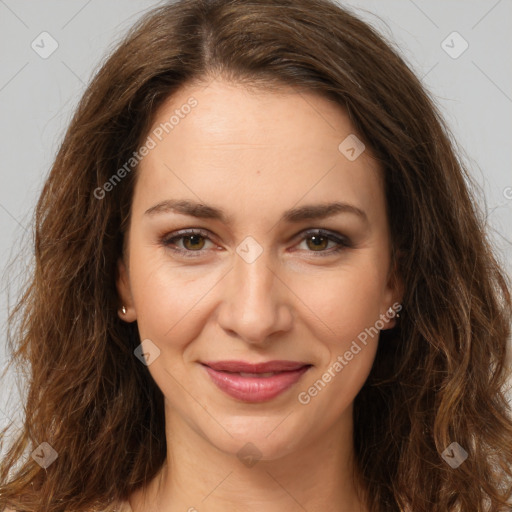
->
[203,415,306,462]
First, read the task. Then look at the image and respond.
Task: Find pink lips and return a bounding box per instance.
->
[201,360,312,403]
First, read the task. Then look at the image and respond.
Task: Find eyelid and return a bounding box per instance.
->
[295,228,351,248]
[160,228,218,256]
[160,227,352,257]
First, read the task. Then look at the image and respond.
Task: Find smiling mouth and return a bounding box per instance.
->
[200,361,313,402]
[201,359,311,373]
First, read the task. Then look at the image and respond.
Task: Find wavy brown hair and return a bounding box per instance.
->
[1,0,512,511]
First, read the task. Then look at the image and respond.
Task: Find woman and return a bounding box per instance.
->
[1,0,511,511]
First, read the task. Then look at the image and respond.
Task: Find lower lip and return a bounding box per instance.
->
[202,365,311,403]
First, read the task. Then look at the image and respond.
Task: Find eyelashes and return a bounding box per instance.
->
[161,229,215,258]
[160,228,353,258]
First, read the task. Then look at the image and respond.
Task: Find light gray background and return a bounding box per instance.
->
[1,1,511,443]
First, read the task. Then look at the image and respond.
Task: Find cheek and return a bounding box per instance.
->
[127,245,204,341]
[294,266,384,426]
[128,244,238,374]
[294,261,388,344]
[130,242,388,346]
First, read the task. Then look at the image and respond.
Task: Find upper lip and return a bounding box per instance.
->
[201,360,311,373]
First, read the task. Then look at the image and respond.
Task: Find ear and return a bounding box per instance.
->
[116,256,137,322]
[380,251,404,330]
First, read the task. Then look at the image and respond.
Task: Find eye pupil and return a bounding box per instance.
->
[307,235,328,251]
[183,234,205,250]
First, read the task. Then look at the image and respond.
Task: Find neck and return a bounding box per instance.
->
[129,402,368,512]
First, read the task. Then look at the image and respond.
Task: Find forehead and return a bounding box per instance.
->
[132,78,385,225]
[149,79,357,162]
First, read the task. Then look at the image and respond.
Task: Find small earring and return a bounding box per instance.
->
[121,306,127,315]
[387,305,402,319]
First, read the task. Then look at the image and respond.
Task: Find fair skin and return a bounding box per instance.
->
[116,77,402,512]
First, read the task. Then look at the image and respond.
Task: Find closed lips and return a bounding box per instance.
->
[200,360,311,373]
[200,360,312,402]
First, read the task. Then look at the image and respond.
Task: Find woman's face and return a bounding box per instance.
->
[116,77,401,460]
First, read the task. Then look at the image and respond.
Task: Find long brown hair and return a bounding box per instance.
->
[1,0,511,510]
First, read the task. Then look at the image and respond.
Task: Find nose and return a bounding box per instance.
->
[216,246,293,346]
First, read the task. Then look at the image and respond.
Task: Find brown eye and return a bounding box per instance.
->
[296,229,352,256]
[161,229,214,257]
[305,234,330,251]
[182,234,206,251]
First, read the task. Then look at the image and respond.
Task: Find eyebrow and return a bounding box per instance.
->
[144,199,368,224]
